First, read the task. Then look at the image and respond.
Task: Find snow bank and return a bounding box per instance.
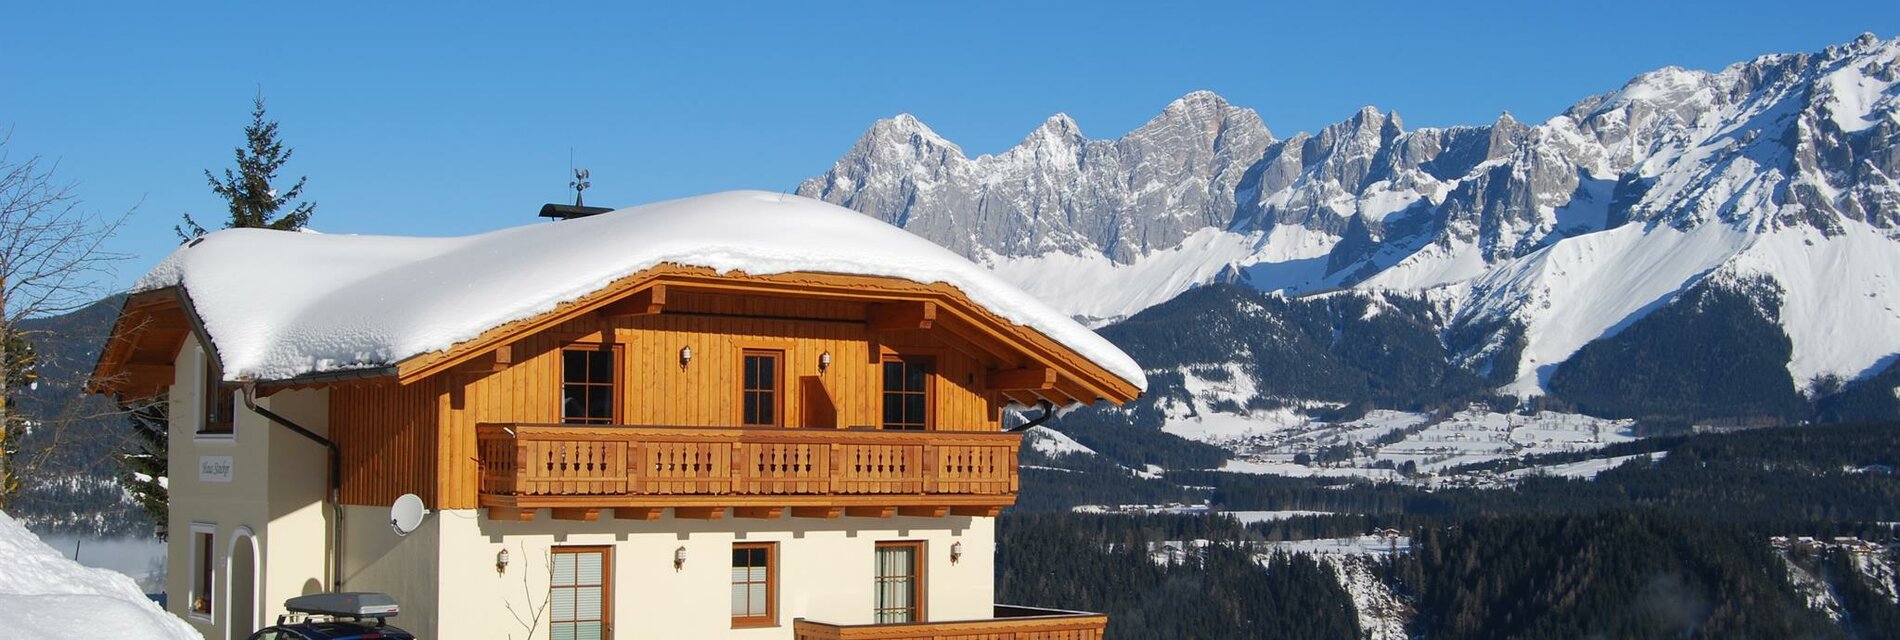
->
[0,511,200,639]
[137,191,1145,393]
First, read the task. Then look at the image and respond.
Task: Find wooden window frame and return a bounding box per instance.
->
[199,347,234,435]
[879,354,936,431]
[549,545,614,640]
[874,540,927,624]
[188,523,216,620]
[739,349,785,427]
[558,342,624,425]
[730,541,778,628]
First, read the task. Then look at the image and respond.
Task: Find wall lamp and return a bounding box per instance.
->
[950,541,963,565]
[496,548,510,575]
[678,346,693,369]
[674,546,688,572]
[819,351,833,374]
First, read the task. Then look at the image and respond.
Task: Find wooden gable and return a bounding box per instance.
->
[88,288,201,400]
[393,264,1141,407]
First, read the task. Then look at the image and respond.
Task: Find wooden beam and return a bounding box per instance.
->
[550,507,599,522]
[452,345,514,374]
[122,364,172,380]
[733,506,784,519]
[487,508,536,521]
[867,301,935,332]
[950,506,1003,518]
[613,507,663,521]
[599,284,667,318]
[896,506,949,518]
[121,372,175,393]
[845,506,895,518]
[126,351,180,367]
[986,367,1056,392]
[674,506,725,520]
[790,506,844,519]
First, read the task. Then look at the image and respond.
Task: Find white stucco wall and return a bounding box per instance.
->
[408,512,995,640]
[165,335,333,640]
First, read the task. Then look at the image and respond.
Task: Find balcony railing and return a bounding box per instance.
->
[793,605,1107,640]
[476,423,1020,516]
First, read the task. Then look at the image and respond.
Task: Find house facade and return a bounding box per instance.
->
[92,191,1144,639]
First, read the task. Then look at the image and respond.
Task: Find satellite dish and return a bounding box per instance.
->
[390,494,427,536]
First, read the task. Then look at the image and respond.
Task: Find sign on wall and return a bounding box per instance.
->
[199,455,234,483]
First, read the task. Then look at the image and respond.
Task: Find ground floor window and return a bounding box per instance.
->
[874,541,924,623]
[189,523,216,618]
[731,542,777,627]
[550,546,612,640]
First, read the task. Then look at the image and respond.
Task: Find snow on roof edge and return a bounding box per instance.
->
[134,191,1147,396]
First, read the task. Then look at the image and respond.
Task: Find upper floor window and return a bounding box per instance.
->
[561,345,618,425]
[200,353,234,434]
[881,356,932,431]
[741,350,782,427]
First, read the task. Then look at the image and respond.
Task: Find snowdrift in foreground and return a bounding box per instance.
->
[0,511,200,640]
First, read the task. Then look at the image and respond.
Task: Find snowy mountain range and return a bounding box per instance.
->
[799,33,1900,401]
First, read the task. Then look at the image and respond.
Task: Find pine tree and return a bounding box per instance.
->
[119,94,317,526]
[116,400,168,538]
[176,94,316,239]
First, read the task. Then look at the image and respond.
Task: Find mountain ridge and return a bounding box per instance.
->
[800,33,1900,400]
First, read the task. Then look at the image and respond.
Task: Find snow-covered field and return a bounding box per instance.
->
[1267,535,1411,558]
[1157,401,1643,487]
[0,511,199,639]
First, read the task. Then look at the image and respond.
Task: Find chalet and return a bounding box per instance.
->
[90,191,1145,639]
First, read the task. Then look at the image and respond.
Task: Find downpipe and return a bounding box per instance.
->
[1006,400,1057,433]
[239,382,344,591]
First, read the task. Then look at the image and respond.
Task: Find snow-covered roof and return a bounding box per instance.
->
[136,190,1147,392]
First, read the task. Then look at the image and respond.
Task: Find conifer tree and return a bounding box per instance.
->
[119,95,317,528]
[176,94,316,239]
[116,401,168,537]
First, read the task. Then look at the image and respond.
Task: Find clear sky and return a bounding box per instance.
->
[3,1,1896,288]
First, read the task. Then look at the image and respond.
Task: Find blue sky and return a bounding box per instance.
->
[3,2,1896,288]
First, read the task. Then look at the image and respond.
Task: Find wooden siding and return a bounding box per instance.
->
[329,378,440,506]
[433,290,1009,509]
[793,606,1107,640]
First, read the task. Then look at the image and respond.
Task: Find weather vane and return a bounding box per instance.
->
[570,168,592,206]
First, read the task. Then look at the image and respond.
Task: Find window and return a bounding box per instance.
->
[561,346,618,424]
[881,357,932,431]
[730,542,777,627]
[189,524,215,618]
[201,351,234,434]
[874,541,924,623]
[741,350,782,426]
[550,546,612,640]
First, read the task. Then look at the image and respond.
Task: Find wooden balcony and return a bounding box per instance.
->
[476,423,1020,520]
[793,606,1106,640]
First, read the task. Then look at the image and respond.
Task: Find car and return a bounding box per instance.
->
[245,592,415,640]
[244,620,416,640]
